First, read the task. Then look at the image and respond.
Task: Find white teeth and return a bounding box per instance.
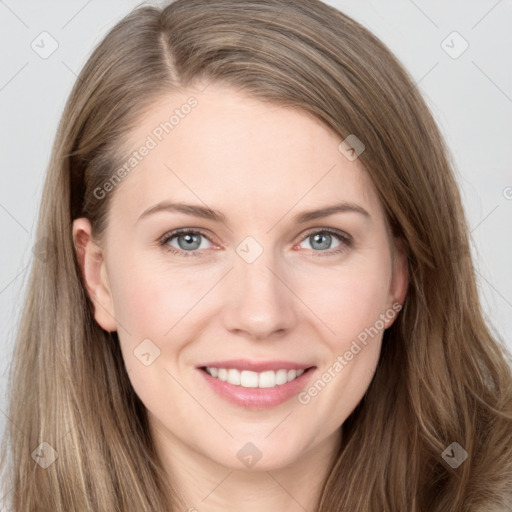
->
[205,367,307,388]
[275,369,288,385]
[259,370,275,388]
[241,370,259,388]
[228,368,241,386]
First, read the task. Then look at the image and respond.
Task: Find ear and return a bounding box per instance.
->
[385,237,409,327]
[72,218,117,332]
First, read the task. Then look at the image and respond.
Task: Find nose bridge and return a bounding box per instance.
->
[221,234,297,338]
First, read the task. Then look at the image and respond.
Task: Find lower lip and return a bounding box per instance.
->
[197,367,316,410]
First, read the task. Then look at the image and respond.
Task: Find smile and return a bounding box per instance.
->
[197,365,317,410]
[204,367,306,388]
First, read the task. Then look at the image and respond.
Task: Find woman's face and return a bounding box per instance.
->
[74,84,407,472]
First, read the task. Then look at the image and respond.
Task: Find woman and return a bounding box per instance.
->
[1,0,511,510]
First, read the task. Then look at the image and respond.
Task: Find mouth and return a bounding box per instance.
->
[196,362,317,410]
[198,365,315,388]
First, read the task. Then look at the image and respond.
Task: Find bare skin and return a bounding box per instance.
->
[73,83,408,511]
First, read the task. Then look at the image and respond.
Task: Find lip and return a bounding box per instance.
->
[196,365,317,410]
[196,359,314,372]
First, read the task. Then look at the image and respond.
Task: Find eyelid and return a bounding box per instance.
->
[299,226,352,243]
[158,227,213,244]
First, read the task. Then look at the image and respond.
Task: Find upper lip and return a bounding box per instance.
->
[197,359,315,372]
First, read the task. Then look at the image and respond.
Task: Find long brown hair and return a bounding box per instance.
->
[2,1,511,510]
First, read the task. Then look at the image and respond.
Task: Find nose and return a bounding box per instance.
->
[221,247,298,340]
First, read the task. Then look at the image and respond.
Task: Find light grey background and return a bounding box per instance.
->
[1,0,511,443]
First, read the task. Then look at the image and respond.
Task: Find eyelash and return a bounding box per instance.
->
[158,227,352,258]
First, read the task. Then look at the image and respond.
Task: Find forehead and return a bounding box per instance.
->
[110,84,382,224]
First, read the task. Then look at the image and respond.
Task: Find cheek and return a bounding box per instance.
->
[298,255,392,339]
[294,256,392,427]
[106,259,197,410]
[107,256,215,384]
[107,256,205,334]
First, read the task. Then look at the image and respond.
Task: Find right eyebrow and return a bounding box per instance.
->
[137,201,227,224]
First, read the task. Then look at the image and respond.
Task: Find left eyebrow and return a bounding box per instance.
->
[291,202,371,223]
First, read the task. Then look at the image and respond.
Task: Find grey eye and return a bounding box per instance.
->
[300,232,342,251]
[165,231,212,251]
[176,233,202,250]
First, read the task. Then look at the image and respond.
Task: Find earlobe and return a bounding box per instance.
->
[72,218,117,332]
